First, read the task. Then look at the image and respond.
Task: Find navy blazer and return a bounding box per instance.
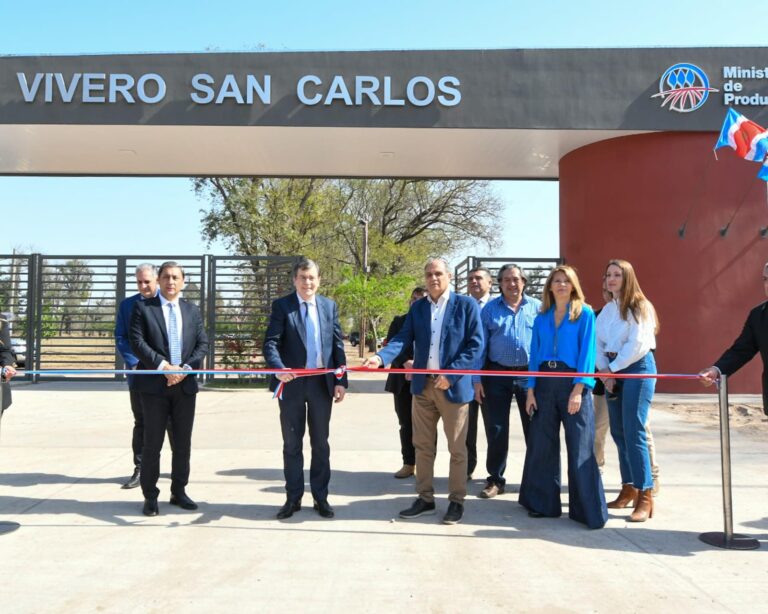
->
[376,292,483,404]
[129,296,209,395]
[715,301,768,415]
[263,293,348,396]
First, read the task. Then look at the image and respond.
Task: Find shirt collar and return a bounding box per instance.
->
[502,292,528,309]
[296,291,316,307]
[159,293,180,308]
[427,287,451,306]
[476,293,491,306]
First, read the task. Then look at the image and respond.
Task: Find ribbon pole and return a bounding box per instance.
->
[698,374,759,550]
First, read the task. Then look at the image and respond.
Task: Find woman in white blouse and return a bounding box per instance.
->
[595,259,659,522]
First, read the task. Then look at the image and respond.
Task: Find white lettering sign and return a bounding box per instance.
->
[16,71,462,109]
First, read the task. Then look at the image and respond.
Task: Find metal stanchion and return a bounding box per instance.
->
[0,381,21,535]
[699,374,759,550]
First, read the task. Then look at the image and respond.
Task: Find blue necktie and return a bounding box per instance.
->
[304,301,317,369]
[168,303,181,365]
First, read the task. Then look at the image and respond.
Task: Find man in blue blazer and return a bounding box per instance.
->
[263,258,348,520]
[365,257,483,525]
[115,263,173,490]
[129,261,209,517]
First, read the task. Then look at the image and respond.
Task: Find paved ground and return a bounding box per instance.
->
[0,378,766,613]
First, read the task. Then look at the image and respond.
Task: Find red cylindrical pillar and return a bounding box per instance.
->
[560,132,767,393]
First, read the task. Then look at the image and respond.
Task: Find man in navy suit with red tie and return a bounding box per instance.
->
[263,258,348,520]
[129,261,209,517]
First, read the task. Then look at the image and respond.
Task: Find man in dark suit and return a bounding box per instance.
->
[365,257,483,525]
[129,261,209,516]
[700,261,768,414]
[465,266,493,481]
[0,317,17,413]
[384,287,427,479]
[115,263,171,490]
[263,258,348,520]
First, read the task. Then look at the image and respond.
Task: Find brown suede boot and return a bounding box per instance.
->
[607,483,639,509]
[629,489,654,522]
[394,464,415,479]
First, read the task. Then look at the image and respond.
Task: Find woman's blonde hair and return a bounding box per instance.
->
[605,259,660,334]
[541,264,586,322]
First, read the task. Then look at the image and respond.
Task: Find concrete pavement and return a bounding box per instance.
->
[0,378,766,613]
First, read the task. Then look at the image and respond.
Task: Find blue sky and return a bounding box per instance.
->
[2,0,766,259]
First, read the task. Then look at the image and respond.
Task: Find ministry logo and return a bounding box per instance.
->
[651,63,719,113]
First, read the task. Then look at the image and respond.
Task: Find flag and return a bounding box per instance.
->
[759,158,768,182]
[715,108,768,162]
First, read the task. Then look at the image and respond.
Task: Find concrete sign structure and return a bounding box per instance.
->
[1,47,767,392]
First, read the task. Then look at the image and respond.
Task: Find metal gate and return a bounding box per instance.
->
[0,254,297,381]
[454,256,563,300]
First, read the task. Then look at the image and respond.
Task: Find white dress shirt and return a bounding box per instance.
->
[427,288,451,371]
[595,299,656,372]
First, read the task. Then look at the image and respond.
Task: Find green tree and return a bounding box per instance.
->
[194,177,502,285]
[331,270,417,347]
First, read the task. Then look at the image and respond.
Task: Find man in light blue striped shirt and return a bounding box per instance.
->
[474,264,541,499]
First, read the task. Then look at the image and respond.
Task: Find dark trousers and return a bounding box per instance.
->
[392,387,415,466]
[519,369,607,529]
[139,385,196,500]
[129,388,175,469]
[481,370,529,486]
[466,400,479,476]
[279,375,333,502]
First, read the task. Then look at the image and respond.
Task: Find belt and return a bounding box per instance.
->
[606,352,618,360]
[539,361,574,371]
[487,362,528,371]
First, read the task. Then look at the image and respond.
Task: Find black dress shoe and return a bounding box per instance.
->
[313,499,335,519]
[276,499,302,519]
[169,492,198,511]
[143,498,159,517]
[122,468,140,489]
[399,498,436,519]
[528,510,545,518]
[442,501,464,525]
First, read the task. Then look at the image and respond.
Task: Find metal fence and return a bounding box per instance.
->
[0,254,298,381]
[454,256,563,299]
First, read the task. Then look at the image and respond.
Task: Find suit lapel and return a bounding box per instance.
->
[317,296,328,356]
[180,300,195,360]
[149,301,169,348]
[289,294,308,349]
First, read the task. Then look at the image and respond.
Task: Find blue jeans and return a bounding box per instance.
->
[607,352,655,490]
[519,366,607,529]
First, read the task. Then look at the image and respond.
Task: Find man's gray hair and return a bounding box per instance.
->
[424,257,451,272]
[135,263,157,276]
[292,257,320,278]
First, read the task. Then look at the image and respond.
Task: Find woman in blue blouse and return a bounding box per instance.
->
[518,265,607,529]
